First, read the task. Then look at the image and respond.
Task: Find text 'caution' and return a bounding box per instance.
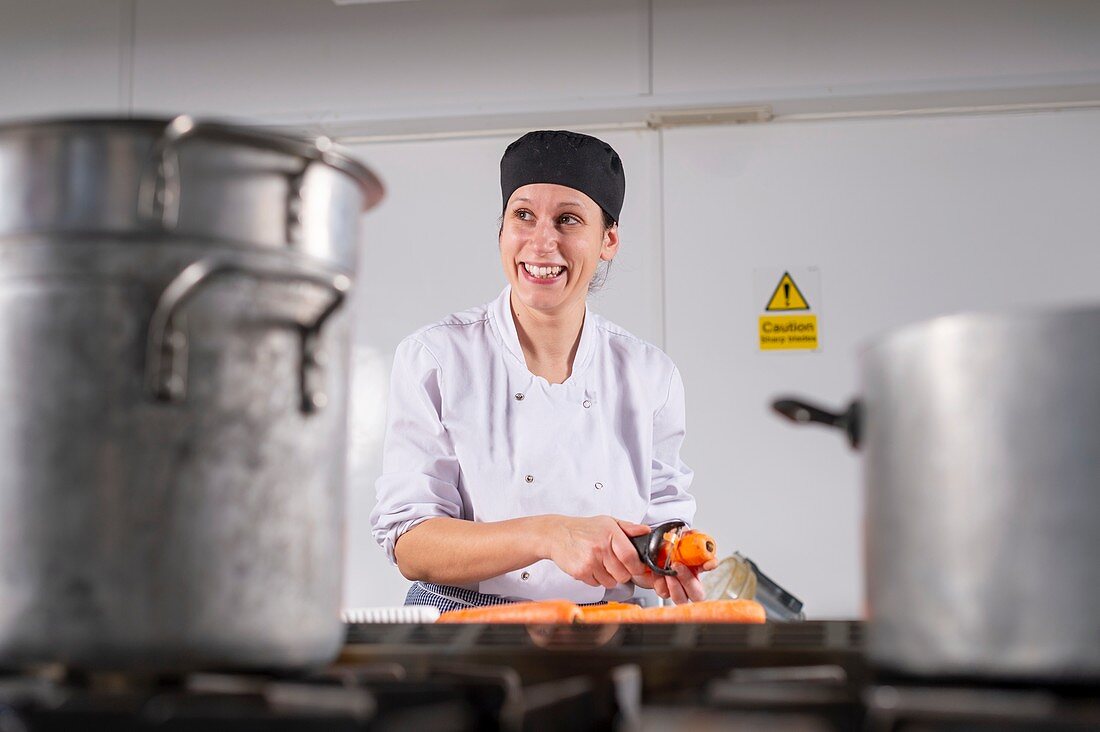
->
[759,315,818,351]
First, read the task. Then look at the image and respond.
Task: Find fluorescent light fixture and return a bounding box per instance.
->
[333,0,422,4]
[648,106,773,128]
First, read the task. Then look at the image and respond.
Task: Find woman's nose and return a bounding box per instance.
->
[531,218,558,252]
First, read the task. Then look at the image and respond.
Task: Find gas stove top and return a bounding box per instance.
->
[2,621,1099,731]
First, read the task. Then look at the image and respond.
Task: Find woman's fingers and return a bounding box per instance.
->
[652,576,670,599]
[661,563,708,604]
[674,562,707,602]
[591,564,620,589]
[601,517,648,583]
[603,551,634,585]
[609,528,647,577]
[666,572,689,604]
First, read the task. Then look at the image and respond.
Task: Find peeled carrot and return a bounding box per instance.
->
[436,599,582,624]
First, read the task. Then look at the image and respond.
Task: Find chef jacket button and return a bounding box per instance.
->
[521,571,530,581]
[582,399,591,408]
[525,475,534,483]
[515,393,525,401]
[595,482,603,490]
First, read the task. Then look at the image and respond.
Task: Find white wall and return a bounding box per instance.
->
[0,0,129,118]
[129,0,650,121]
[1,0,1099,617]
[651,1,1100,96]
[662,108,1100,617]
[4,0,1099,127]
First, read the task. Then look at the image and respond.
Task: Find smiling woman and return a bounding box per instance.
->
[498,201,615,292]
[369,130,711,614]
[500,181,619,382]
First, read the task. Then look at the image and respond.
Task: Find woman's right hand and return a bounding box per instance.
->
[543,515,651,588]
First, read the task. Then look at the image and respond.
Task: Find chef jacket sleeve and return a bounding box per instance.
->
[642,366,697,527]
[370,337,463,564]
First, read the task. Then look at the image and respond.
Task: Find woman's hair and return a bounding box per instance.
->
[497,210,617,292]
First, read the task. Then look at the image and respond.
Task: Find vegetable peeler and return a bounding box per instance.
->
[629,519,687,576]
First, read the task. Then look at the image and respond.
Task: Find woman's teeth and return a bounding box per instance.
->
[523,263,564,279]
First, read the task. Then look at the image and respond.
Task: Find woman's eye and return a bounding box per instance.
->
[514,210,532,221]
[559,214,580,225]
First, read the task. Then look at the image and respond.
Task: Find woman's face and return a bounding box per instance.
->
[499,183,618,316]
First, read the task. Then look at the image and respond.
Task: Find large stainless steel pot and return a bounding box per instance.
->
[0,117,383,671]
[774,306,1100,680]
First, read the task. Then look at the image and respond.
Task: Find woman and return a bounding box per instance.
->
[370,130,713,612]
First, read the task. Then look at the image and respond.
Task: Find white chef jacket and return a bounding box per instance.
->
[370,286,696,604]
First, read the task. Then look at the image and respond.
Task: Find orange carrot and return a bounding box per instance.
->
[578,602,645,623]
[654,530,718,570]
[581,599,765,624]
[436,599,581,624]
[437,599,764,625]
[673,531,717,566]
[631,599,766,624]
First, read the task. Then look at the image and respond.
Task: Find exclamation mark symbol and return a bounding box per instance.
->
[784,282,791,308]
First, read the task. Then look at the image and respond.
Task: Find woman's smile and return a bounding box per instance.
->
[519,261,567,284]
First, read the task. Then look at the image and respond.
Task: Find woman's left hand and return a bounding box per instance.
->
[631,557,720,604]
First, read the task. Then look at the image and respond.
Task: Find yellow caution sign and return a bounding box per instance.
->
[764,272,810,312]
[754,267,821,352]
[759,315,818,351]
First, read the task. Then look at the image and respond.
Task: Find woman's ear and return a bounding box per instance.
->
[600,223,620,262]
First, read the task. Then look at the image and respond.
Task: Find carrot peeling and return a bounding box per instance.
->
[655,529,718,570]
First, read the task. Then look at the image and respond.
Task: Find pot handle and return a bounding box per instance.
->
[771,397,863,450]
[137,115,385,244]
[145,254,350,415]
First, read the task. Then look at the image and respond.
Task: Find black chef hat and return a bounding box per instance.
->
[500,130,625,223]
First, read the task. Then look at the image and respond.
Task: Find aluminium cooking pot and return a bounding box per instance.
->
[773,305,1100,681]
[0,117,382,671]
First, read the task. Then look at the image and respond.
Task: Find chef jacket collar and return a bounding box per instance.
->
[489,286,596,388]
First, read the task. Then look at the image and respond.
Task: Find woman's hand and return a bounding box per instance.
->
[543,515,651,588]
[629,543,720,604]
[651,559,720,603]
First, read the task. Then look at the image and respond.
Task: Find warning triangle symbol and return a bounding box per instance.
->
[765,272,810,311]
